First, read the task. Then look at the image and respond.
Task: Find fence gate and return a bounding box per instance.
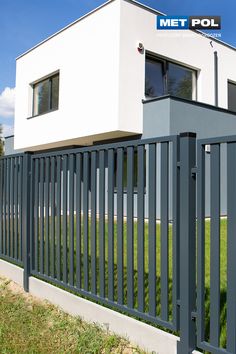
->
[196,136,236,354]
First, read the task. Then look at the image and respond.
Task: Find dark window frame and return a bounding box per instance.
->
[228,80,236,113]
[145,54,197,100]
[32,72,59,117]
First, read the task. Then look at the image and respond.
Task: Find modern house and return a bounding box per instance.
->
[10,0,236,155]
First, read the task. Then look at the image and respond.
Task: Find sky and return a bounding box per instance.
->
[1,0,236,137]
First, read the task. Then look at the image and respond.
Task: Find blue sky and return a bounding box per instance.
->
[0,0,236,136]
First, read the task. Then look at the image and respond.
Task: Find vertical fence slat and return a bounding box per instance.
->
[127,146,134,309]
[63,155,68,284]
[108,149,114,301]
[56,156,61,280]
[148,143,156,317]
[34,159,39,272]
[161,142,169,321]
[227,142,236,354]
[197,142,206,345]
[172,137,180,329]
[83,152,89,291]
[117,147,124,305]
[91,151,97,294]
[29,157,35,274]
[210,144,220,346]
[16,158,19,261]
[76,153,82,288]
[69,154,75,286]
[99,150,105,298]
[7,158,10,256]
[13,158,18,260]
[51,157,55,278]
[22,153,32,291]
[45,157,50,276]
[39,158,44,274]
[19,156,23,261]
[10,158,14,258]
[3,159,7,255]
[137,144,145,313]
[0,160,3,255]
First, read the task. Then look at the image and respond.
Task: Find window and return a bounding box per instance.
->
[228,81,236,112]
[145,55,196,100]
[33,73,59,116]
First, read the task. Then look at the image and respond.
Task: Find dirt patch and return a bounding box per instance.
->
[0,275,44,305]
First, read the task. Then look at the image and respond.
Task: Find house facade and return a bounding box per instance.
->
[13,0,236,153]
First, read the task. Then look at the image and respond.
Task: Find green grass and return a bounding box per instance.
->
[0,276,145,354]
[2,216,229,352]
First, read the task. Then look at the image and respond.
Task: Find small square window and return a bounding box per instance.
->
[33,73,59,116]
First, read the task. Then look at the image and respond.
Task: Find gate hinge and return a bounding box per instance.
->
[191,311,197,321]
[191,167,197,179]
[177,161,181,168]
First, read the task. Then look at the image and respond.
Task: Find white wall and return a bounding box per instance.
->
[15,0,141,151]
[14,0,236,150]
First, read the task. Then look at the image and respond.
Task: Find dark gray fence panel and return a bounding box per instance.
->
[1,135,182,343]
[226,143,236,354]
[27,135,179,331]
[0,154,24,266]
[197,136,236,354]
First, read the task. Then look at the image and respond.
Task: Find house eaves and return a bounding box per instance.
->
[16,0,236,61]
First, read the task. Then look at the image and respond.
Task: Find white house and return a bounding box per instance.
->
[13,0,236,153]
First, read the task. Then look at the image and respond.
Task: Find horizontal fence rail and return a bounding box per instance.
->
[0,154,24,266]
[28,135,180,332]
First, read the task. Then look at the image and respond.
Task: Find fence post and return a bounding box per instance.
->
[22,152,32,292]
[177,132,197,354]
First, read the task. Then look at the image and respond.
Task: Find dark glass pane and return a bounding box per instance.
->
[51,75,59,110]
[33,79,50,115]
[145,58,164,97]
[228,82,236,112]
[168,63,193,99]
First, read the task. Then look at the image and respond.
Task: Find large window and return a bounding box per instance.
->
[145,56,196,100]
[33,73,59,116]
[228,81,236,112]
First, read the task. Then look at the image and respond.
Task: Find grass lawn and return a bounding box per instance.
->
[0,276,146,354]
[2,216,228,352]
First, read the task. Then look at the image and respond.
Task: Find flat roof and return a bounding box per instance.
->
[16,0,236,60]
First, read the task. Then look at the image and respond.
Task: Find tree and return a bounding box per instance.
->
[0,125,4,156]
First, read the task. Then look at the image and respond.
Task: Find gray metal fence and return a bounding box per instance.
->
[29,134,180,332]
[197,135,236,354]
[1,132,236,354]
[0,154,24,266]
